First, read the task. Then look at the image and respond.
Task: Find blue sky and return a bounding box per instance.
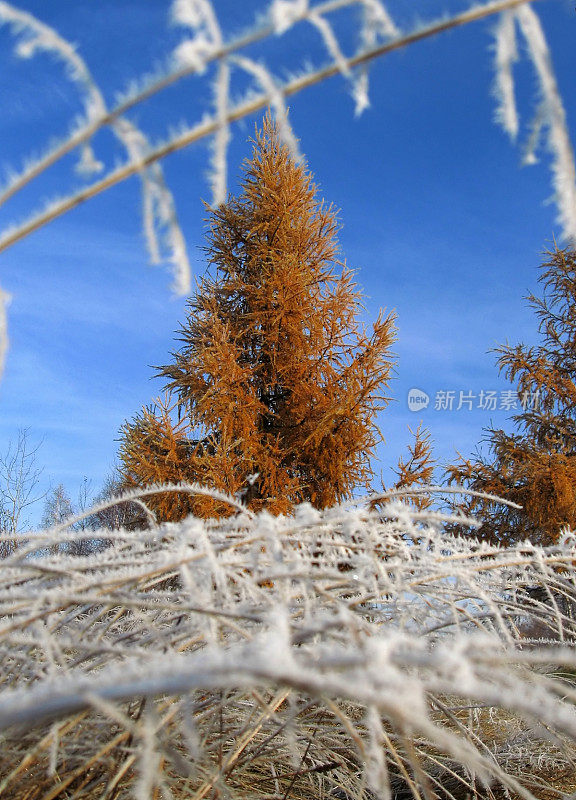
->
[0,0,575,523]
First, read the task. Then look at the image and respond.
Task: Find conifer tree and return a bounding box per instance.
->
[447,247,576,546]
[389,424,435,511]
[119,114,396,520]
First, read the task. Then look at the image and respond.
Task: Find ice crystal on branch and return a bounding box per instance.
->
[271,0,309,35]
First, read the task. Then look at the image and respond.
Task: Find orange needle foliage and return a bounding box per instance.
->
[118,114,396,521]
[447,247,576,546]
[390,424,435,510]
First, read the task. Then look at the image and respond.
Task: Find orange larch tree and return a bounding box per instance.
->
[447,246,576,546]
[118,114,396,521]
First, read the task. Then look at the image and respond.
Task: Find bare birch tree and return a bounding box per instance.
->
[0,428,43,556]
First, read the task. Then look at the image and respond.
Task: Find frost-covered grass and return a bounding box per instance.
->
[1,492,575,799]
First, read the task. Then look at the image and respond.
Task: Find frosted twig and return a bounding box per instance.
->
[360,0,399,40]
[307,9,371,117]
[0,286,10,380]
[367,484,524,508]
[171,0,223,46]
[271,0,309,35]
[307,11,351,80]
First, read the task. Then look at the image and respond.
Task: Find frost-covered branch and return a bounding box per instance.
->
[0,0,550,262]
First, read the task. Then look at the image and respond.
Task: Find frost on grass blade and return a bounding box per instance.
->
[270,0,308,36]
[171,0,222,68]
[170,0,223,100]
[173,35,215,72]
[522,104,545,166]
[0,285,10,380]
[0,2,192,289]
[74,143,104,177]
[232,55,302,161]
[307,10,372,115]
[171,0,226,196]
[112,120,192,291]
[0,0,106,123]
[355,0,399,118]
[308,11,351,80]
[171,0,223,47]
[493,9,518,141]
[114,118,191,291]
[516,4,576,243]
[360,0,399,41]
[209,60,232,207]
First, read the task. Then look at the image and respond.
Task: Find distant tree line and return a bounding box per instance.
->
[0,434,142,557]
